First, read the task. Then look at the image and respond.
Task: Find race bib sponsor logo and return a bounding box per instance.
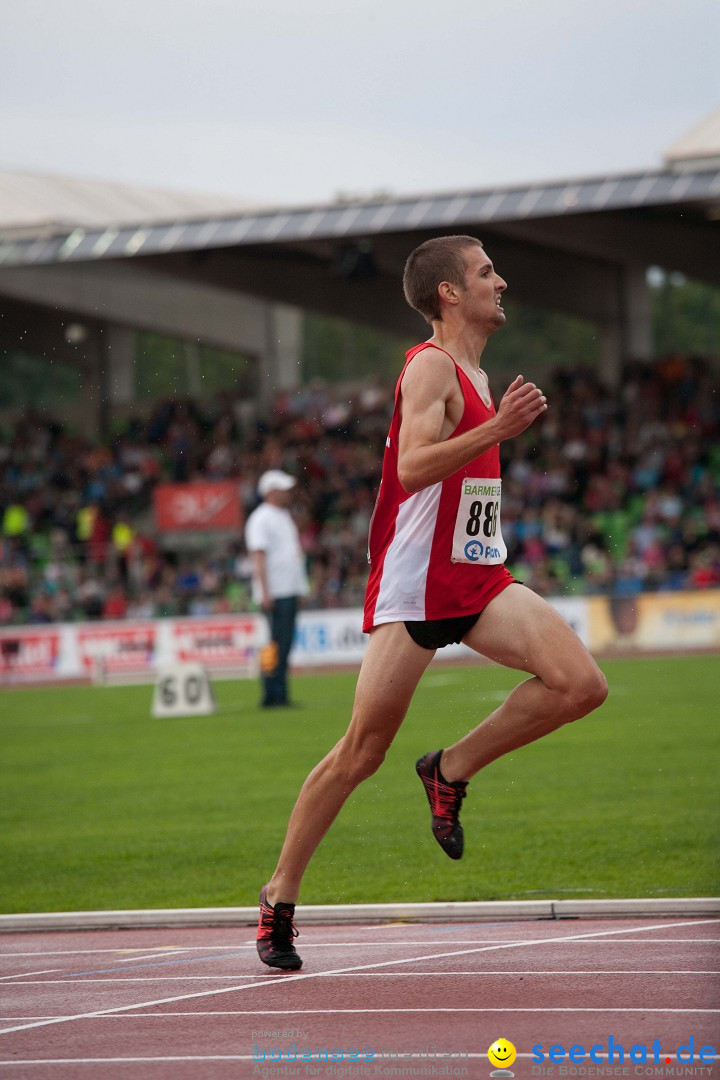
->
[452,477,507,565]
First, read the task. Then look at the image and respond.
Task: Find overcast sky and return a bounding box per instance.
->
[1,0,718,207]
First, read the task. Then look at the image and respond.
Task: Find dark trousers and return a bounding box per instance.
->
[261,595,299,706]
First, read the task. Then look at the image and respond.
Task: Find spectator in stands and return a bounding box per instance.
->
[0,355,718,625]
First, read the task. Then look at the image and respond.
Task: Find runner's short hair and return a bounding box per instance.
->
[403,235,484,323]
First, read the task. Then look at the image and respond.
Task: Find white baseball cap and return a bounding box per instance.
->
[258,469,297,497]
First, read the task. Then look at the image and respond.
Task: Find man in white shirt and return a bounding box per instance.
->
[245,470,309,708]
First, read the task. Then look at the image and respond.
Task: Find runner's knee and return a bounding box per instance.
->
[353,747,386,783]
[565,663,608,718]
[331,737,386,787]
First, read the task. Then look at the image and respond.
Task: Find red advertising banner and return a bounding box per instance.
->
[0,630,61,677]
[76,625,156,672]
[172,618,259,668]
[154,482,241,532]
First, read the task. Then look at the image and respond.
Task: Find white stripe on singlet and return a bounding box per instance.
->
[373,483,443,622]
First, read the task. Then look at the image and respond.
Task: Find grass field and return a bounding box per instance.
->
[1,654,718,913]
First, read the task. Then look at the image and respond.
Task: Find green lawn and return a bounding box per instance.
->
[1,655,718,912]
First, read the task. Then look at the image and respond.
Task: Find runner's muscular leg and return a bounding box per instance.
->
[441,584,608,783]
[267,622,435,905]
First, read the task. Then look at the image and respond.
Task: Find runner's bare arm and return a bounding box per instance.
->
[397,350,547,493]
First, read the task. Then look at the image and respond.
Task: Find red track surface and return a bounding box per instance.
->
[1,917,718,1079]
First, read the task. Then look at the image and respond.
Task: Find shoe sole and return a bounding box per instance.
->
[258,950,302,971]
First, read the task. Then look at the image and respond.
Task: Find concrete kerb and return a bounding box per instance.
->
[0,897,718,933]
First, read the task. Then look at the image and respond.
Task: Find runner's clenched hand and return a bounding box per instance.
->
[493,375,547,441]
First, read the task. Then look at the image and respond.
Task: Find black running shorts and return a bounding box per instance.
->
[404,612,482,651]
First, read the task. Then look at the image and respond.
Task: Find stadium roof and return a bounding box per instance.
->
[664,107,720,171]
[1,125,718,422]
[0,170,254,238]
[0,164,718,270]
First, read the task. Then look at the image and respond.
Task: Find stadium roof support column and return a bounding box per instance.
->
[598,321,622,388]
[257,302,302,410]
[78,322,136,438]
[621,264,653,363]
[77,325,109,440]
[106,324,136,409]
[598,264,653,386]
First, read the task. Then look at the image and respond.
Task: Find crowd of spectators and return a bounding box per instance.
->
[503,355,720,597]
[1,354,718,626]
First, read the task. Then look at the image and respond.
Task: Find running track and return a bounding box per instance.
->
[1,917,718,1079]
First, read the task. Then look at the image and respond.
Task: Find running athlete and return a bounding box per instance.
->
[256,235,608,970]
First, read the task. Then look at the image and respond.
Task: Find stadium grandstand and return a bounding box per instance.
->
[0,114,718,643]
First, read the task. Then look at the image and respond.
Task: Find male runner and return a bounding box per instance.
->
[256,235,608,970]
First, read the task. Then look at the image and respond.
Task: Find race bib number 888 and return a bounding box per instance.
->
[451,478,508,565]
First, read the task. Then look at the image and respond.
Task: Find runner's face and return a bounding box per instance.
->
[460,247,507,330]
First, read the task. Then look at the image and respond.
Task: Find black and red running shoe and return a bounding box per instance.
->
[257,884,302,970]
[415,750,468,860]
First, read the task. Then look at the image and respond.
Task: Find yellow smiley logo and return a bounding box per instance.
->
[488,1039,517,1069]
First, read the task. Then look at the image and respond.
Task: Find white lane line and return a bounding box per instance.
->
[0,1058,288,1066]
[0,1053,717,1066]
[0,947,249,958]
[212,968,720,976]
[0,917,716,1037]
[5,978,276,984]
[240,937,720,947]
[0,1060,252,1067]
[237,937,720,947]
[7,968,719,985]
[0,941,563,955]
[0,970,60,981]
[3,936,718,959]
[117,951,191,963]
[12,1007,714,1015]
[0,1058,420,1067]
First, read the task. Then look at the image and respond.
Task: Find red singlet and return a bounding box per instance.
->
[362,343,514,633]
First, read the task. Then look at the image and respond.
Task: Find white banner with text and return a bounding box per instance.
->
[0,590,717,683]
